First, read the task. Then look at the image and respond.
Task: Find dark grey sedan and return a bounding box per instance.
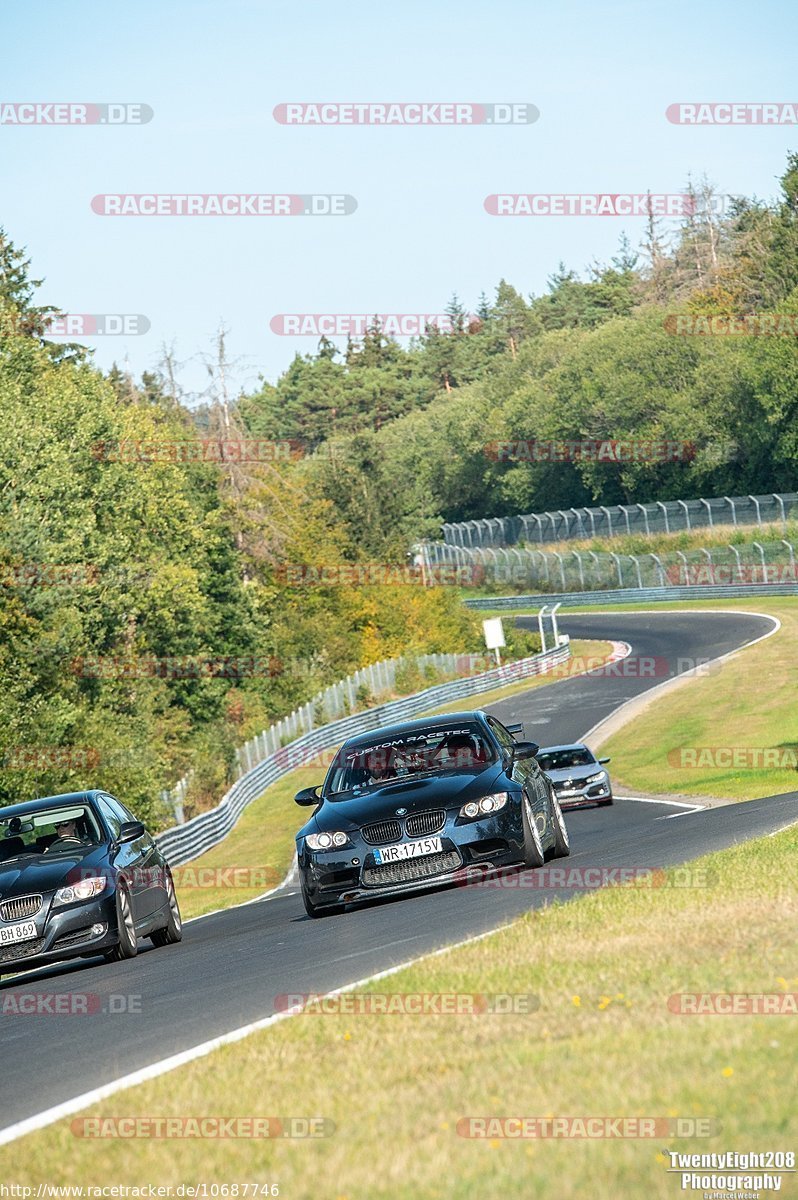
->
[0,790,182,978]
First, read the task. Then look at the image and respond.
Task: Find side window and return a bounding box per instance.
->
[487,718,514,752]
[103,793,136,825]
[96,795,122,838]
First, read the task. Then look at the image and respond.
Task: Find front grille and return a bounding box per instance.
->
[0,894,42,922]
[0,936,45,964]
[362,819,402,845]
[405,810,445,837]
[362,848,461,888]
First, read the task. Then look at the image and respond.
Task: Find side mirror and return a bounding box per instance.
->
[598,757,611,765]
[294,786,321,807]
[118,820,146,843]
[512,741,540,761]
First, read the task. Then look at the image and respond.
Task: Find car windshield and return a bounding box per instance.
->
[0,804,103,862]
[537,748,595,771]
[326,723,495,796]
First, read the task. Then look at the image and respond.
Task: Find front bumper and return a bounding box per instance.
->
[298,800,527,909]
[0,893,119,974]
[553,779,613,808]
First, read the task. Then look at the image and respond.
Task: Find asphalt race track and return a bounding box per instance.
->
[2,609,795,1137]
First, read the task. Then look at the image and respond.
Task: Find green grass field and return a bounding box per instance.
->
[474,596,798,803]
[6,823,796,1197]
[589,598,797,801]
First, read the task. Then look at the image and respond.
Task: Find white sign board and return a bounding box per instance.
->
[482,617,506,650]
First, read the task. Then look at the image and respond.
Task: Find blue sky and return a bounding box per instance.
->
[3,0,798,398]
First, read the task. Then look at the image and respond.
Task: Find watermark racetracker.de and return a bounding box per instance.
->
[90,194,357,216]
[0,102,153,124]
[664,313,798,336]
[484,439,700,463]
[274,992,539,1015]
[71,1116,334,1138]
[667,747,798,770]
[484,193,733,217]
[91,439,305,463]
[44,314,151,336]
[457,1115,720,1138]
[270,313,477,336]
[273,102,539,125]
[1,991,141,1015]
[666,101,798,124]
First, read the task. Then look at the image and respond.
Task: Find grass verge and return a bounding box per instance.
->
[5,823,797,1197]
[474,595,798,802]
[592,598,797,801]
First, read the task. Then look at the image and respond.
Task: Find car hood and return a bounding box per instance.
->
[305,763,508,833]
[0,846,107,896]
[544,765,603,784]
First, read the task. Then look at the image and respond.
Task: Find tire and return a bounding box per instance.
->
[549,789,571,858]
[301,881,343,918]
[104,881,138,961]
[150,869,183,947]
[521,792,545,869]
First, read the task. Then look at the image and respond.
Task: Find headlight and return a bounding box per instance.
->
[53,876,108,906]
[306,831,351,851]
[459,793,508,819]
[586,771,607,784]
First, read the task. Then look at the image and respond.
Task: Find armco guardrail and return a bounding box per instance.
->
[234,649,506,777]
[154,643,570,867]
[465,583,798,610]
[163,648,501,820]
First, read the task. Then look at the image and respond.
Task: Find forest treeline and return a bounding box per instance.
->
[1,154,796,822]
[242,156,798,556]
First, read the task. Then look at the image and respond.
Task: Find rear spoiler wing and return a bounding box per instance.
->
[507,723,524,738]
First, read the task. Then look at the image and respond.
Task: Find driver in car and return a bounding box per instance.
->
[367,749,395,784]
[45,817,86,852]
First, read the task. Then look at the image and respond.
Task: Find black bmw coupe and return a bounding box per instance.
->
[0,790,182,978]
[295,710,571,916]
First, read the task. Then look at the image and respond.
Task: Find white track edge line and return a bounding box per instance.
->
[578,610,781,748]
[0,924,505,1147]
[2,612,779,1142]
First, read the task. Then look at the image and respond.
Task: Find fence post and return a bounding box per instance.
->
[749,495,762,527]
[657,501,670,534]
[650,553,666,587]
[610,552,623,587]
[538,605,549,653]
[620,505,632,536]
[636,503,650,536]
[629,555,643,588]
[570,507,586,538]
[600,506,614,538]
